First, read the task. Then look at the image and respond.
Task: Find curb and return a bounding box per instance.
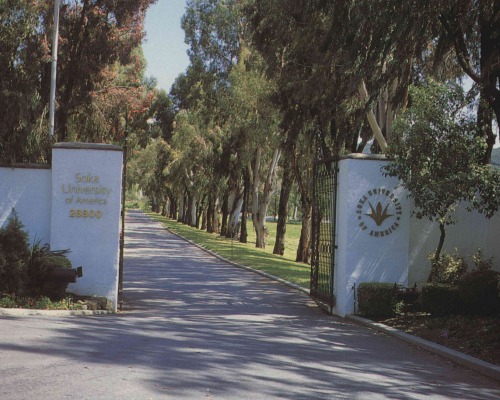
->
[347,315,500,382]
[0,308,114,317]
[160,220,500,383]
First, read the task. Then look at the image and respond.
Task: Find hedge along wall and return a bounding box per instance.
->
[0,143,123,311]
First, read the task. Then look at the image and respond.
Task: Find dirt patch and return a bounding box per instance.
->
[379,313,500,366]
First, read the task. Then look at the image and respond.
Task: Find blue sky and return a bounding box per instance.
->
[143,0,190,92]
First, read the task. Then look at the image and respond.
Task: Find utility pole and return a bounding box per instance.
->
[49,0,61,138]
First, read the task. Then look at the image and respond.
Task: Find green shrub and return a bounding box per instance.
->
[28,243,72,300]
[0,295,18,308]
[458,268,500,315]
[0,213,73,301]
[357,283,398,319]
[395,285,421,313]
[0,212,30,295]
[421,283,461,316]
[428,250,467,285]
[471,249,494,271]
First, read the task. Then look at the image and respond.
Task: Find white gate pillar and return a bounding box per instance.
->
[50,143,123,311]
[334,155,409,317]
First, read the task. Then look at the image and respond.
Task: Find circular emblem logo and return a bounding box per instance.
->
[356,188,402,237]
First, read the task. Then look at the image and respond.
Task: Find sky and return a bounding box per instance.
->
[143,0,190,92]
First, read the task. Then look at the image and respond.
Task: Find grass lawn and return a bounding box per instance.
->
[147,212,311,289]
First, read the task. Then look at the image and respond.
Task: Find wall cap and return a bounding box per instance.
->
[0,162,51,170]
[340,153,390,161]
[53,142,123,152]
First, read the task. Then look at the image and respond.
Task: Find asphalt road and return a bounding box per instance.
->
[0,210,499,399]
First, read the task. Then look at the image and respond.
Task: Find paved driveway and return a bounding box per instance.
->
[0,210,499,399]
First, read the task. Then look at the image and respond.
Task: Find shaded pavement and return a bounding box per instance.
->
[0,210,499,399]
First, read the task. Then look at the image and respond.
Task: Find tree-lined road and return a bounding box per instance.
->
[0,210,499,399]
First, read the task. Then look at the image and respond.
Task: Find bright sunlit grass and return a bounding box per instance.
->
[147,213,310,289]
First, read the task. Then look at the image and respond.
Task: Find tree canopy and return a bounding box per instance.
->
[383,80,500,273]
[0,0,157,162]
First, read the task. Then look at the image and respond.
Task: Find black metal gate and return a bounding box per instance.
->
[311,157,338,313]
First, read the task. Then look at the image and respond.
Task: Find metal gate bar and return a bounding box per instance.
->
[311,157,338,312]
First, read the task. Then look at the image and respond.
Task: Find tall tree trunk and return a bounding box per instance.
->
[196,195,206,230]
[57,0,90,141]
[201,208,207,231]
[478,95,494,164]
[220,193,229,236]
[190,193,197,227]
[428,222,447,282]
[239,170,250,243]
[292,129,314,264]
[273,155,294,255]
[358,80,388,152]
[226,190,243,239]
[213,197,221,234]
[251,146,281,248]
[169,196,177,219]
[177,196,184,223]
[184,193,192,225]
[207,195,214,233]
[478,7,497,164]
[296,198,312,264]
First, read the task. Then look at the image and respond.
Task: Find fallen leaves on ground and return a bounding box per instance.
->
[379,313,500,365]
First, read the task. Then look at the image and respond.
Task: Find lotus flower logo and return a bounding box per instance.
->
[356,188,402,238]
[366,201,393,226]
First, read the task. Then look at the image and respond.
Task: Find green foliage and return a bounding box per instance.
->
[422,250,499,316]
[0,212,30,295]
[471,249,494,271]
[0,213,73,300]
[394,285,420,313]
[386,81,493,223]
[0,295,18,308]
[458,268,500,316]
[428,250,467,286]
[357,283,399,319]
[0,294,80,310]
[0,1,157,162]
[421,283,461,316]
[384,81,500,264]
[28,242,73,300]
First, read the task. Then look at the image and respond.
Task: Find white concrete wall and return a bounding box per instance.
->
[50,143,123,310]
[335,155,410,317]
[409,205,500,284]
[0,165,52,244]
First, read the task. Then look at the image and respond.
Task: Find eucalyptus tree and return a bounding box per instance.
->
[433,0,500,162]
[0,0,50,162]
[73,46,156,146]
[222,46,283,248]
[272,130,296,256]
[127,138,173,213]
[149,90,176,142]
[180,0,245,234]
[181,0,287,247]
[0,0,157,162]
[245,0,436,154]
[167,109,214,226]
[247,0,499,161]
[53,0,156,142]
[290,120,315,264]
